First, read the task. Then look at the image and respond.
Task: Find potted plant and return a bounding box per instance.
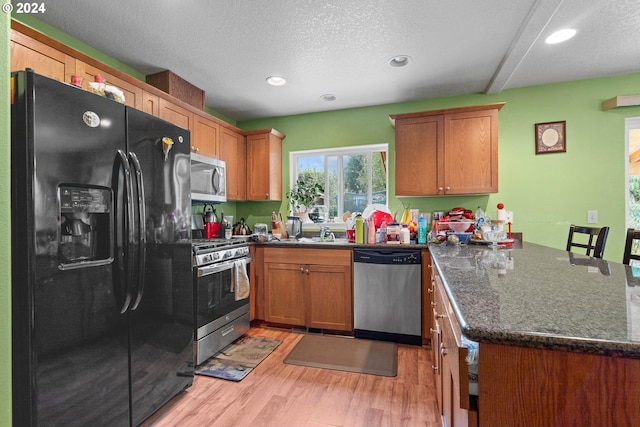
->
[287,177,324,219]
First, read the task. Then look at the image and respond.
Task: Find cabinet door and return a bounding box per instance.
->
[443,109,498,194]
[158,98,193,133]
[192,114,220,158]
[10,29,75,82]
[141,90,160,117]
[305,264,352,331]
[394,115,443,196]
[264,262,306,326]
[219,127,247,200]
[246,131,282,201]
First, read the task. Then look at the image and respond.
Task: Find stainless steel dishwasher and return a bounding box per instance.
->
[353,248,422,345]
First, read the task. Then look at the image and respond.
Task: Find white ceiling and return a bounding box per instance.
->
[35,0,640,122]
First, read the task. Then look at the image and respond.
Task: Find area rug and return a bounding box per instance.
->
[195,336,282,381]
[283,334,397,377]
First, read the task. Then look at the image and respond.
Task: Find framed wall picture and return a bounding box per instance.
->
[535,121,566,154]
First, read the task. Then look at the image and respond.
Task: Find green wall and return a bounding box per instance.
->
[239,74,640,262]
[1,11,10,427]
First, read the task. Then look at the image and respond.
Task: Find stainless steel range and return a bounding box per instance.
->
[192,238,251,365]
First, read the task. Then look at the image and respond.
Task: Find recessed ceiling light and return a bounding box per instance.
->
[320,94,336,102]
[388,55,411,68]
[266,76,286,86]
[545,28,577,44]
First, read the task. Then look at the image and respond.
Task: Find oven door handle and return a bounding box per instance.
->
[197,257,253,278]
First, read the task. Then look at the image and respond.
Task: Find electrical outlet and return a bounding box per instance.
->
[587,210,598,224]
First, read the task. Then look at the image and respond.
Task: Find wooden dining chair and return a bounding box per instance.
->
[566,224,609,258]
[623,228,640,265]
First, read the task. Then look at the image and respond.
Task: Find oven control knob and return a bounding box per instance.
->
[213,252,220,261]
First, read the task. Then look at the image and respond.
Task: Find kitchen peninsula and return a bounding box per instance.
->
[429,243,640,426]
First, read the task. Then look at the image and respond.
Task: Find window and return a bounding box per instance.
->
[290,144,388,219]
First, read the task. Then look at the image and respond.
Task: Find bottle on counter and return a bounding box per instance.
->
[378,220,388,243]
[417,214,427,245]
[355,214,364,244]
[475,206,485,230]
[400,224,410,244]
[368,217,376,244]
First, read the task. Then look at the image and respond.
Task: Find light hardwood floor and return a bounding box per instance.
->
[143,326,441,427]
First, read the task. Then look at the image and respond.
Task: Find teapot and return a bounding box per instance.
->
[203,204,218,224]
[203,204,220,238]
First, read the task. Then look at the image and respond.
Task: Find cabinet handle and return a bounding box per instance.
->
[445,186,451,192]
[265,193,269,199]
[431,301,437,307]
[431,364,439,371]
[300,267,304,273]
[438,187,444,192]
[440,343,448,356]
[427,288,433,293]
[304,269,310,274]
[430,328,438,334]
[436,313,447,319]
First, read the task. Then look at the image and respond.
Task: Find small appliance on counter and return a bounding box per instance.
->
[287,216,303,239]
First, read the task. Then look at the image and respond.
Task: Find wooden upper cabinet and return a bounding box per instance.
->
[394,115,443,196]
[10,28,75,82]
[391,103,503,196]
[219,127,247,200]
[245,129,285,201]
[141,91,160,117]
[192,114,220,158]
[158,97,193,133]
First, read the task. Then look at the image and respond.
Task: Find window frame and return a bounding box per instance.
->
[289,143,389,218]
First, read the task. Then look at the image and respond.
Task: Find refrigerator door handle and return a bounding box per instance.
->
[128,151,146,311]
[112,149,135,314]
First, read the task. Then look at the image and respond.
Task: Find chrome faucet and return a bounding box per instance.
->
[320,226,335,242]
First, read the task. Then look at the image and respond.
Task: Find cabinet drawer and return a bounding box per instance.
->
[264,247,352,266]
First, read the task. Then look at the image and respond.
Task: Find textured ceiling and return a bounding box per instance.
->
[35,0,640,121]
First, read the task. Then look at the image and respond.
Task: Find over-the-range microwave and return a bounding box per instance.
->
[191,153,226,203]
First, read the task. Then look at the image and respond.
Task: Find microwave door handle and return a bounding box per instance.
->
[128,151,146,311]
[112,150,133,314]
[197,256,253,277]
[211,167,220,194]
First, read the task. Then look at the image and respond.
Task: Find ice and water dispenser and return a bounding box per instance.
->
[58,185,112,268]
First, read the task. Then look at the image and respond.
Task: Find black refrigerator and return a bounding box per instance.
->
[11,70,194,426]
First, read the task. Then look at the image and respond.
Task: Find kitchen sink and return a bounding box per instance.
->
[280,237,351,244]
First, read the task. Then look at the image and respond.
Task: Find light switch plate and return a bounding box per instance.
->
[587,210,598,224]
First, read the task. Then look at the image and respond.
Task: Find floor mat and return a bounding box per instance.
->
[284,334,397,377]
[195,336,282,381]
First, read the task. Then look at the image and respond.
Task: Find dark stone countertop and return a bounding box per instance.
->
[429,242,640,359]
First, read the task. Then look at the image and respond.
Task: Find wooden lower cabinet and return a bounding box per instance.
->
[263,247,353,331]
[433,269,477,427]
